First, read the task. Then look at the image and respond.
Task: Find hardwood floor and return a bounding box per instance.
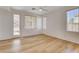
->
[0,34,79,53]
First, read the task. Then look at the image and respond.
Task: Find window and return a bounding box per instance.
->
[43,16,46,30]
[25,16,46,30]
[13,14,20,35]
[25,16,36,29]
[36,16,42,30]
[67,8,79,32]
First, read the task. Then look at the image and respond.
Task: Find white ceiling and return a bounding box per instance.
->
[0,6,62,15]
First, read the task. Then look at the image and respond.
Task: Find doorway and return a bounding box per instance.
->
[13,14,20,36]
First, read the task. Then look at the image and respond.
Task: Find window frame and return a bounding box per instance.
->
[66,8,79,32]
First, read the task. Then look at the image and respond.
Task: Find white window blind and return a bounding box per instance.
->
[43,16,46,30]
[25,16,36,29]
[36,16,42,30]
[25,16,46,30]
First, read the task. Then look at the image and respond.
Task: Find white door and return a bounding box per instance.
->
[13,14,20,36]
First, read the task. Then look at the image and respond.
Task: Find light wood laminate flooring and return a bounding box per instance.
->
[0,34,79,53]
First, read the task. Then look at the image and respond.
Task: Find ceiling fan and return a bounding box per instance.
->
[31,7,48,15]
[32,7,48,12]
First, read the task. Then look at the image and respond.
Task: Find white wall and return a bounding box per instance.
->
[12,10,43,37]
[0,9,13,40]
[44,7,79,44]
[0,8,42,40]
[20,16,43,37]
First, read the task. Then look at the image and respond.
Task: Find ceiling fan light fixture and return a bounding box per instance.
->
[39,8,43,11]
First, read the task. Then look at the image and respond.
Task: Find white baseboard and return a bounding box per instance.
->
[44,33,79,44]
